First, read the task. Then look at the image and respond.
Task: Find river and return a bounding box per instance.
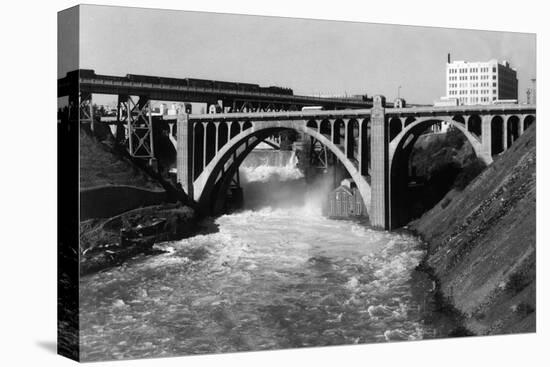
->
[79,149,443,361]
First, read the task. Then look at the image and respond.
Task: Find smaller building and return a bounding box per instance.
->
[324,179,366,218]
[433,97,459,107]
[393,98,406,108]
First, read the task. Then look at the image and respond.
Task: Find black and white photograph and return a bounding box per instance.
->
[2,1,548,366]
[55,3,540,362]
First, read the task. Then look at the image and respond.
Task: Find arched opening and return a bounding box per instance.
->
[217,122,229,151]
[205,122,217,166]
[193,123,204,179]
[507,116,520,147]
[230,121,240,139]
[467,114,482,139]
[524,115,535,131]
[389,117,402,141]
[347,119,359,161]
[319,119,331,136]
[491,116,504,155]
[452,115,465,125]
[306,120,318,130]
[197,123,370,217]
[360,118,371,174]
[171,121,177,138]
[404,116,416,127]
[390,118,486,228]
[333,119,345,147]
[242,121,252,131]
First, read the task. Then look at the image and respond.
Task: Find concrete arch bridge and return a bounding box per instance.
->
[175,96,535,229]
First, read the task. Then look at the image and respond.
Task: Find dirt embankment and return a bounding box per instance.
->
[78,126,198,275]
[409,125,536,336]
[79,126,163,190]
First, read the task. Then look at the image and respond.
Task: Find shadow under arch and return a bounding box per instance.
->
[192,120,372,216]
[388,117,491,228]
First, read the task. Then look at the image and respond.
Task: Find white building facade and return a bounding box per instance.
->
[444,59,518,105]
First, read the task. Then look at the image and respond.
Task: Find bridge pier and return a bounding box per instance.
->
[370,95,390,229]
[502,117,508,151]
[176,113,194,198]
[358,119,369,175]
[480,115,493,163]
[73,91,94,132]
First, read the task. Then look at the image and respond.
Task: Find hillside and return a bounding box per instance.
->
[410,124,536,335]
[79,127,163,191]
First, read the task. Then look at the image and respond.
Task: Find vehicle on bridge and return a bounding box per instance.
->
[79,70,295,96]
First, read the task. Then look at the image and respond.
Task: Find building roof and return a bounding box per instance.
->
[332,185,354,195]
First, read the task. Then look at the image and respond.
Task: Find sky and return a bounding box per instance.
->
[60,5,536,105]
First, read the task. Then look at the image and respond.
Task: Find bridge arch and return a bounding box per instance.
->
[389,116,487,165]
[524,115,535,130]
[404,116,416,127]
[388,116,490,227]
[192,120,371,215]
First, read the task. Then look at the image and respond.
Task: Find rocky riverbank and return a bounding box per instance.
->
[80,204,198,275]
[409,124,536,336]
[79,125,200,275]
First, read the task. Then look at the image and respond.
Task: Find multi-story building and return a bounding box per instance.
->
[442,58,518,105]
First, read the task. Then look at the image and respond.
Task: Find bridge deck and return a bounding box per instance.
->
[58,70,372,109]
[183,104,536,122]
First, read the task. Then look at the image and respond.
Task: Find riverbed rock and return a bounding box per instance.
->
[80,203,198,275]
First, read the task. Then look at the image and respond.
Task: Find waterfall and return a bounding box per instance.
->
[240,150,303,183]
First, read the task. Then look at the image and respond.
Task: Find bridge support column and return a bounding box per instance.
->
[358,119,369,175]
[78,91,94,132]
[177,113,194,199]
[344,119,353,159]
[203,122,207,170]
[519,115,525,136]
[502,116,508,151]
[370,95,389,229]
[215,122,220,151]
[127,96,155,163]
[115,95,127,144]
[481,115,493,162]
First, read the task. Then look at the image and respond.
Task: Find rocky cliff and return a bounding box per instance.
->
[410,124,536,335]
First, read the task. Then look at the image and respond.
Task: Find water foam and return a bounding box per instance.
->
[240,150,303,183]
